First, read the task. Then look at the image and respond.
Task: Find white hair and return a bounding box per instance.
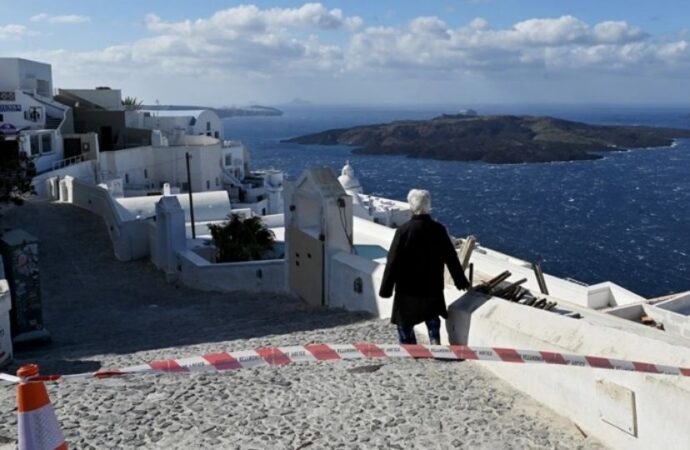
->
[407,189,431,215]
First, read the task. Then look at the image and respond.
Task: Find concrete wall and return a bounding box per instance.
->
[98,143,225,195]
[446,294,690,450]
[61,176,150,261]
[62,89,123,111]
[32,160,96,199]
[261,214,285,228]
[329,251,390,316]
[645,293,690,340]
[176,250,286,293]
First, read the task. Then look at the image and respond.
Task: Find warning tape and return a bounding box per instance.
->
[1,372,20,383]
[2,343,689,384]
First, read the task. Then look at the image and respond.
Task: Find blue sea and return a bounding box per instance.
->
[224,105,690,298]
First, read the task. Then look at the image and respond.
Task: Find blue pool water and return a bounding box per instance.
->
[226,105,690,298]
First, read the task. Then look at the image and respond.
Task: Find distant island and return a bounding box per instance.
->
[284,113,690,164]
[142,104,283,118]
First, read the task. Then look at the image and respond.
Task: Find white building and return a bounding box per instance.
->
[337,161,411,228]
[0,58,75,174]
[0,58,52,97]
[138,110,223,141]
[96,136,283,216]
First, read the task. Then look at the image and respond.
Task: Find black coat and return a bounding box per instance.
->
[379,214,470,327]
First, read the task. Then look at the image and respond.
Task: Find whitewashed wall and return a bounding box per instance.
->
[33,160,96,199]
[446,294,690,450]
[176,250,286,293]
[61,177,150,261]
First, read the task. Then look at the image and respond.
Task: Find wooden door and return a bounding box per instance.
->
[288,227,324,307]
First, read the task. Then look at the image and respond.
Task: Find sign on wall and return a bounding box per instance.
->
[0,105,22,112]
[0,92,16,101]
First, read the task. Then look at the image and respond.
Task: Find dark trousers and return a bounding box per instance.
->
[397,317,441,345]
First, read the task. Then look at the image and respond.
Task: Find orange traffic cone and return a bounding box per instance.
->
[16,364,67,450]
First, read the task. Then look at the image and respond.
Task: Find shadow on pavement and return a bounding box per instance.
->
[2,202,374,371]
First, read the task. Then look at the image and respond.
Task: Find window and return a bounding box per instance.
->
[0,114,3,122]
[125,173,129,184]
[206,132,211,137]
[214,131,219,139]
[215,177,219,187]
[206,180,210,190]
[41,134,52,154]
[206,121,211,131]
[144,169,148,179]
[30,135,39,156]
[224,154,232,166]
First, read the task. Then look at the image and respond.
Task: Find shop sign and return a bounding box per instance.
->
[0,105,21,112]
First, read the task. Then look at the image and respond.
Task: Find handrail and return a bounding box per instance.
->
[52,154,84,171]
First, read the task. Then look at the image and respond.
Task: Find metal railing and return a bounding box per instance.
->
[52,154,85,171]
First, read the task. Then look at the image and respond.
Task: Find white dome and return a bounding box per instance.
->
[337,160,363,193]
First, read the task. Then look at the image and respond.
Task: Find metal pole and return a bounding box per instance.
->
[185,152,196,239]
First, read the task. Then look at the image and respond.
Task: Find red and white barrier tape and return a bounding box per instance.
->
[2,343,689,384]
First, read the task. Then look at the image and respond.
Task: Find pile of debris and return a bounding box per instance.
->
[473,270,558,311]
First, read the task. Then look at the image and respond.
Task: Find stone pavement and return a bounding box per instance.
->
[0,201,604,449]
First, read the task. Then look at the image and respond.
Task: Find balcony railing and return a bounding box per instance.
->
[52,154,85,171]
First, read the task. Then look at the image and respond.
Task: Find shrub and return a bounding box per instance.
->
[208,214,275,263]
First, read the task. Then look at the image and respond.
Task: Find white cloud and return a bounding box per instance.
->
[145,3,360,34]
[0,24,27,40]
[23,4,690,103]
[30,13,91,24]
[593,21,647,44]
[512,16,589,46]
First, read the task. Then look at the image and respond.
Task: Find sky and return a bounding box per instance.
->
[2,0,690,106]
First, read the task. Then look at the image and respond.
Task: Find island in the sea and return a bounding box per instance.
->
[143,104,283,118]
[284,113,690,163]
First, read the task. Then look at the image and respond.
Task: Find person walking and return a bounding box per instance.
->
[379,189,471,345]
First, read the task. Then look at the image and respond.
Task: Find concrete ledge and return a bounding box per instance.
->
[447,294,690,449]
[176,250,286,293]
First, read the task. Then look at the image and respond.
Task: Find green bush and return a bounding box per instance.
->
[208,214,275,263]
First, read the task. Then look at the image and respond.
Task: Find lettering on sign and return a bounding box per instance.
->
[0,105,21,112]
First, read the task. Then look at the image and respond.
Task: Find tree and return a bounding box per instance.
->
[122,96,143,111]
[208,214,276,263]
[0,135,36,205]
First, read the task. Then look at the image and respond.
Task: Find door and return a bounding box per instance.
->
[288,227,324,307]
[63,138,81,159]
[100,126,113,151]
